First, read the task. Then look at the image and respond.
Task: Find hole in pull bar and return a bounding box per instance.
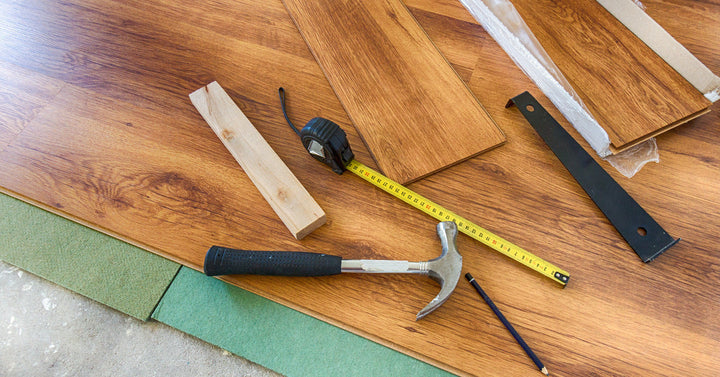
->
[637,227,647,236]
[526,104,535,112]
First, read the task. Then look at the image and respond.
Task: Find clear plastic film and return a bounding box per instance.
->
[459,0,659,177]
[631,0,646,11]
[605,138,659,177]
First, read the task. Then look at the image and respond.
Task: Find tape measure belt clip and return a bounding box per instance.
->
[301,117,354,174]
[279,87,354,174]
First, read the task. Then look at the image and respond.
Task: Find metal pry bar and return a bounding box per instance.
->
[507,91,679,262]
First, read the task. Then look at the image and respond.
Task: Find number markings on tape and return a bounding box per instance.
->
[347,159,570,286]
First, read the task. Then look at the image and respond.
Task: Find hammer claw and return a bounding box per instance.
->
[416,221,462,320]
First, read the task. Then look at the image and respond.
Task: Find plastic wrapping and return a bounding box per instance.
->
[605,138,659,177]
[459,0,659,176]
[632,0,646,10]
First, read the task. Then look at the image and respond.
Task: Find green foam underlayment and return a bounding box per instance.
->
[1,192,452,375]
[0,193,180,320]
[153,267,453,377]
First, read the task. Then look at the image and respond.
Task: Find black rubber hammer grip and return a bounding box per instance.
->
[204,246,343,277]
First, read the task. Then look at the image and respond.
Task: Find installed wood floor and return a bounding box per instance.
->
[1,0,719,375]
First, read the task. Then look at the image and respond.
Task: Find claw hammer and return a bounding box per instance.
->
[204,221,463,320]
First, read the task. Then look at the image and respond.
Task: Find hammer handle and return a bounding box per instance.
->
[204,246,342,277]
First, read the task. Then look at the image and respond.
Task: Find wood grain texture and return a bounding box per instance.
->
[510,0,712,151]
[190,81,326,239]
[597,0,720,96]
[0,63,64,152]
[281,0,506,184]
[0,0,719,375]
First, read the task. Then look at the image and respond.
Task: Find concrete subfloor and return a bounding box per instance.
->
[0,260,281,377]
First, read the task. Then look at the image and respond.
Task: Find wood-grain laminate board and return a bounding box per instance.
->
[510,0,712,152]
[1,0,719,375]
[281,0,506,184]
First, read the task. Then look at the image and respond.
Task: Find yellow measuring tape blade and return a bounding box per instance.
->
[347,159,570,286]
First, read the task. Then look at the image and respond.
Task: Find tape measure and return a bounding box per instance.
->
[346,159,569,285]
[279,88,570,286]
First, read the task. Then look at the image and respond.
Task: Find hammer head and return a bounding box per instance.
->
[416,221,462,320]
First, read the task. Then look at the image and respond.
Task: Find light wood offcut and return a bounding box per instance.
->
[190,81,326,240]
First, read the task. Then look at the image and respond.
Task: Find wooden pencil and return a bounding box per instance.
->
[466,273,549,375]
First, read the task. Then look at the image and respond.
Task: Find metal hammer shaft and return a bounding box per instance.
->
[340,260,427,274]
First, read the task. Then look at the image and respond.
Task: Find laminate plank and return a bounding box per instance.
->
[0,0,719,375]
[281,0,506,184]
[510,0,712,151]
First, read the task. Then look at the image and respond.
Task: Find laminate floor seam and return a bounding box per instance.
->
[0,61,67,154]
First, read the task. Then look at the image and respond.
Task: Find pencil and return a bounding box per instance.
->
[465,273,549,375]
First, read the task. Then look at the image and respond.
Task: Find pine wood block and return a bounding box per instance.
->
[281,0,506,184]
[511,0,711,151]
[189,81,326,240]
